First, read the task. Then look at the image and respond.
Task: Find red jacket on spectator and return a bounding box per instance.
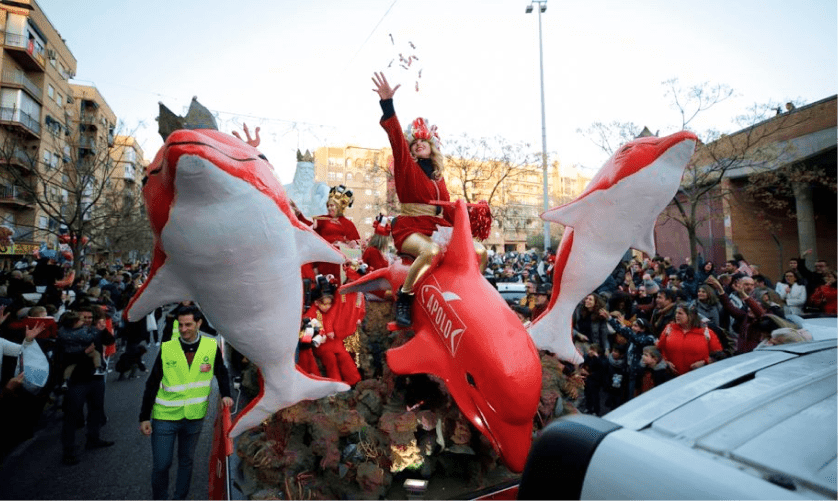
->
[810,284,837,314]
[657,322,723,376]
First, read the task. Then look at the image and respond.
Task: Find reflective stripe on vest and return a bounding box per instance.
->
[152,336,217,421]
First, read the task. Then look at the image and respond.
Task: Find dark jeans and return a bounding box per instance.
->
[61,378,105,453]
[151,418,203,500]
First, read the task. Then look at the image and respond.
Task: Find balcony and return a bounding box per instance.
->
[79,113,98,129]
[123,163,136,182]
[3,32,46,72]
[0,107,40,139]
[0,68,42,102]
[0,184,35,208]
[77,136,98,155]
[0,147,36,174]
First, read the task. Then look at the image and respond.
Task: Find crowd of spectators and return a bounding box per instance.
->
[1,242,834,464]
[489,247,835,417]
[0,254,153,464]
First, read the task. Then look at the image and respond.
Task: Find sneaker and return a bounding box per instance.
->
[85,438,115,449]
[62,454,80,466]
[93,367,107,376]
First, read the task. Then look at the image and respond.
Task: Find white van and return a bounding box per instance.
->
[516,336,837,499]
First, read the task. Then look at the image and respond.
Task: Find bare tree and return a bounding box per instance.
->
[0,121,148,272]
[740,158,837,234]
[664,98,804,268]
[579,78,802,268]
[576,120,643,156]
[442,134,541,234]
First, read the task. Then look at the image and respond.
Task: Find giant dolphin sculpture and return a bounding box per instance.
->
[529,130,698,363]
[340,199,542,473]
[125,99,349,437]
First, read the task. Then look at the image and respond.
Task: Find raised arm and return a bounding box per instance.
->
[372,72,401,101]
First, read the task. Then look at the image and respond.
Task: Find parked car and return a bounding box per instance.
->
[496,282,527,305]
[473,317,837,500]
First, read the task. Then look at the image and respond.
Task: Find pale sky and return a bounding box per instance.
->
[37,0,837,182]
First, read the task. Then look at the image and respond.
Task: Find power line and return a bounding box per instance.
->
[344,0,399,71]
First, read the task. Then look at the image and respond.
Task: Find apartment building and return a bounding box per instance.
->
[0,0,76,257]
[314,145,393,241]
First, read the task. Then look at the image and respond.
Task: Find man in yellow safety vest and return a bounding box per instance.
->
[139,305,232,500]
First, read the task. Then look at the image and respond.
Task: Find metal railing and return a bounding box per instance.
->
[0,107,41,135]
[3,32,46,67]
[0,69,41,99]
[0,185,35,204]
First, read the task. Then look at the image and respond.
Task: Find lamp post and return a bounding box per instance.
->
[525,0,550,252]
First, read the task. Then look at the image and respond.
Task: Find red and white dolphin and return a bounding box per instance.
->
[125,114,349,436]
[529,130,698,363]
[341,199,542,473]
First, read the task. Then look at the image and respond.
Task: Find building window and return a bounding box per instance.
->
[38,216,48,229]
[56,92,62,106]
[48,85,54,100]
[43,150,50,169]
[346,173,353,181]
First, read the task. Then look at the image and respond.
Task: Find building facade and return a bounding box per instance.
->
[0,0,77,258]
[655,95,836,279]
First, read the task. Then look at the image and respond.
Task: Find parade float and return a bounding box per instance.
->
[127,98,695,499]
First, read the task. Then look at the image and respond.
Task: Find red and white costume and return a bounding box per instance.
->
[379,101,453,252]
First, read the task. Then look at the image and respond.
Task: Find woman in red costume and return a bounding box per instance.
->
[307,185,361,281]
[372,72,487,326]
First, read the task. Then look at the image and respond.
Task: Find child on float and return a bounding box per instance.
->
[301,278,361,386]
[362,214,393,273]
[372,71,487,326]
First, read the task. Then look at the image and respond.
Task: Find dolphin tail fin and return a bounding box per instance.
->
[295,226,345,265]
[527,318,583,365]
[125,259,193,321]
[632,225,657,257]
[229,366,349,437]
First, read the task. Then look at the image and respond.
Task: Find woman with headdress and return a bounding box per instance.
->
[308,185,361,281]
[372,72,487,326]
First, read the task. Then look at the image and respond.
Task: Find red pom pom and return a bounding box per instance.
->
[467,201,492,241]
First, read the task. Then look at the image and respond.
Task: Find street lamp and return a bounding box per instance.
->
[525,0,550,252]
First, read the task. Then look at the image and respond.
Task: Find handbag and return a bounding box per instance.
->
[16,340,50,394]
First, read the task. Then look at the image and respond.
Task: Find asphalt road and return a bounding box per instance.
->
[0,343,222,500]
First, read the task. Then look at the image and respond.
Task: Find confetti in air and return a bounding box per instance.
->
[387,35,423,92]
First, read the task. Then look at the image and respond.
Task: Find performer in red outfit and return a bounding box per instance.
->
[372,72,487,326]
[362,214,392,272]
[657,304,723,375]
[302,285,362,386]
[310,186,361,281]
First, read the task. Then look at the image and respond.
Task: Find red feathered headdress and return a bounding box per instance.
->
[405,117,440,148]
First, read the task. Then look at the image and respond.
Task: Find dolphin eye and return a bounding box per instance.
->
[466,372,476,387]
